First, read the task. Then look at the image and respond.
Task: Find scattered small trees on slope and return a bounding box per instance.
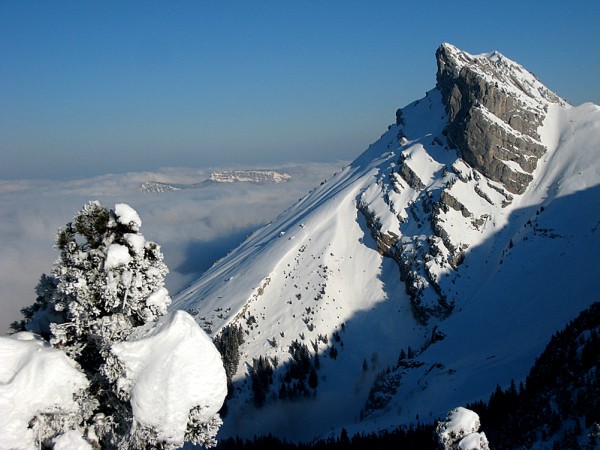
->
[469,301,600,449]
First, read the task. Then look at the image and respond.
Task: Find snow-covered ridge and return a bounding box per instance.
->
[209,170,291,184]
[139,170,291,192]
[139,181,188,193]
[438,42,565,106]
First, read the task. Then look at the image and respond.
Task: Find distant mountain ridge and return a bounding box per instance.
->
[209,170,291,184]
[171,44,600,443]
[139,169,291,192]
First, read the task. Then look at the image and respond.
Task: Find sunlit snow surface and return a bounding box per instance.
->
[52,431,92,450]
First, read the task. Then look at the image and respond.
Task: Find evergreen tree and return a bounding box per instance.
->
[214,323,245,391]
[308,366,319,390]
[12,202,223,449]
[251,356,273,407]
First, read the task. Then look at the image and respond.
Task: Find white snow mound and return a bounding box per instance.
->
[105,243,131,269]
[111,310,227,447]
[114,203,142,231]
[124,233,146,255]
[458,431,489,450]
[0,332,88,450]
[52,430,92,450]
[145,287,171,317]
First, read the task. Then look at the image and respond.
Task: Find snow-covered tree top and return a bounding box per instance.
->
[114,203,142,231]
[436,407,489,450]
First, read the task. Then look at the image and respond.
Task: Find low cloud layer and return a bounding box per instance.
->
[0,162,345,333]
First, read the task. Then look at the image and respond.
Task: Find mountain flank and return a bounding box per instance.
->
[171,43,600,443]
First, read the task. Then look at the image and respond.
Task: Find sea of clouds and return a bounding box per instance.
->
[0,162,345,333]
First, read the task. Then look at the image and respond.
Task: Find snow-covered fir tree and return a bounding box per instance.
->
[49,201,170,350]
[8,201,226,449]
[436,407,490,450]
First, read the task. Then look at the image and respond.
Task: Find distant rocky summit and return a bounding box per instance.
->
[139,169,291,192]
[139,181,187,193]
[209,170,291,184]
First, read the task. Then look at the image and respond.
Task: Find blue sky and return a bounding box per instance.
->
[1,1,598,180]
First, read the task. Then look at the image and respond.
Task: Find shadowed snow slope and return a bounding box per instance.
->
[170,44,600,441]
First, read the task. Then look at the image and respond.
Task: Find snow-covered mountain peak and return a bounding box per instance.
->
[171,44,600,442]
[437,43,564,106]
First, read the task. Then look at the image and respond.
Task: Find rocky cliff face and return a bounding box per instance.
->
[436,43,563,194]
[356,44,569,323]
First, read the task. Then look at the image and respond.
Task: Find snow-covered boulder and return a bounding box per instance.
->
[0,332,88,450]
[111,310,227,448]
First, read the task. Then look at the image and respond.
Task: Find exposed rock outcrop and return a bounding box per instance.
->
[436,43,564,194]
[209,170,291,183]
[139,169,291,193]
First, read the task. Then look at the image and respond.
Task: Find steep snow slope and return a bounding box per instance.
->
[171,45,600,441]
[174,120,426,439]
[359,100,600,431]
